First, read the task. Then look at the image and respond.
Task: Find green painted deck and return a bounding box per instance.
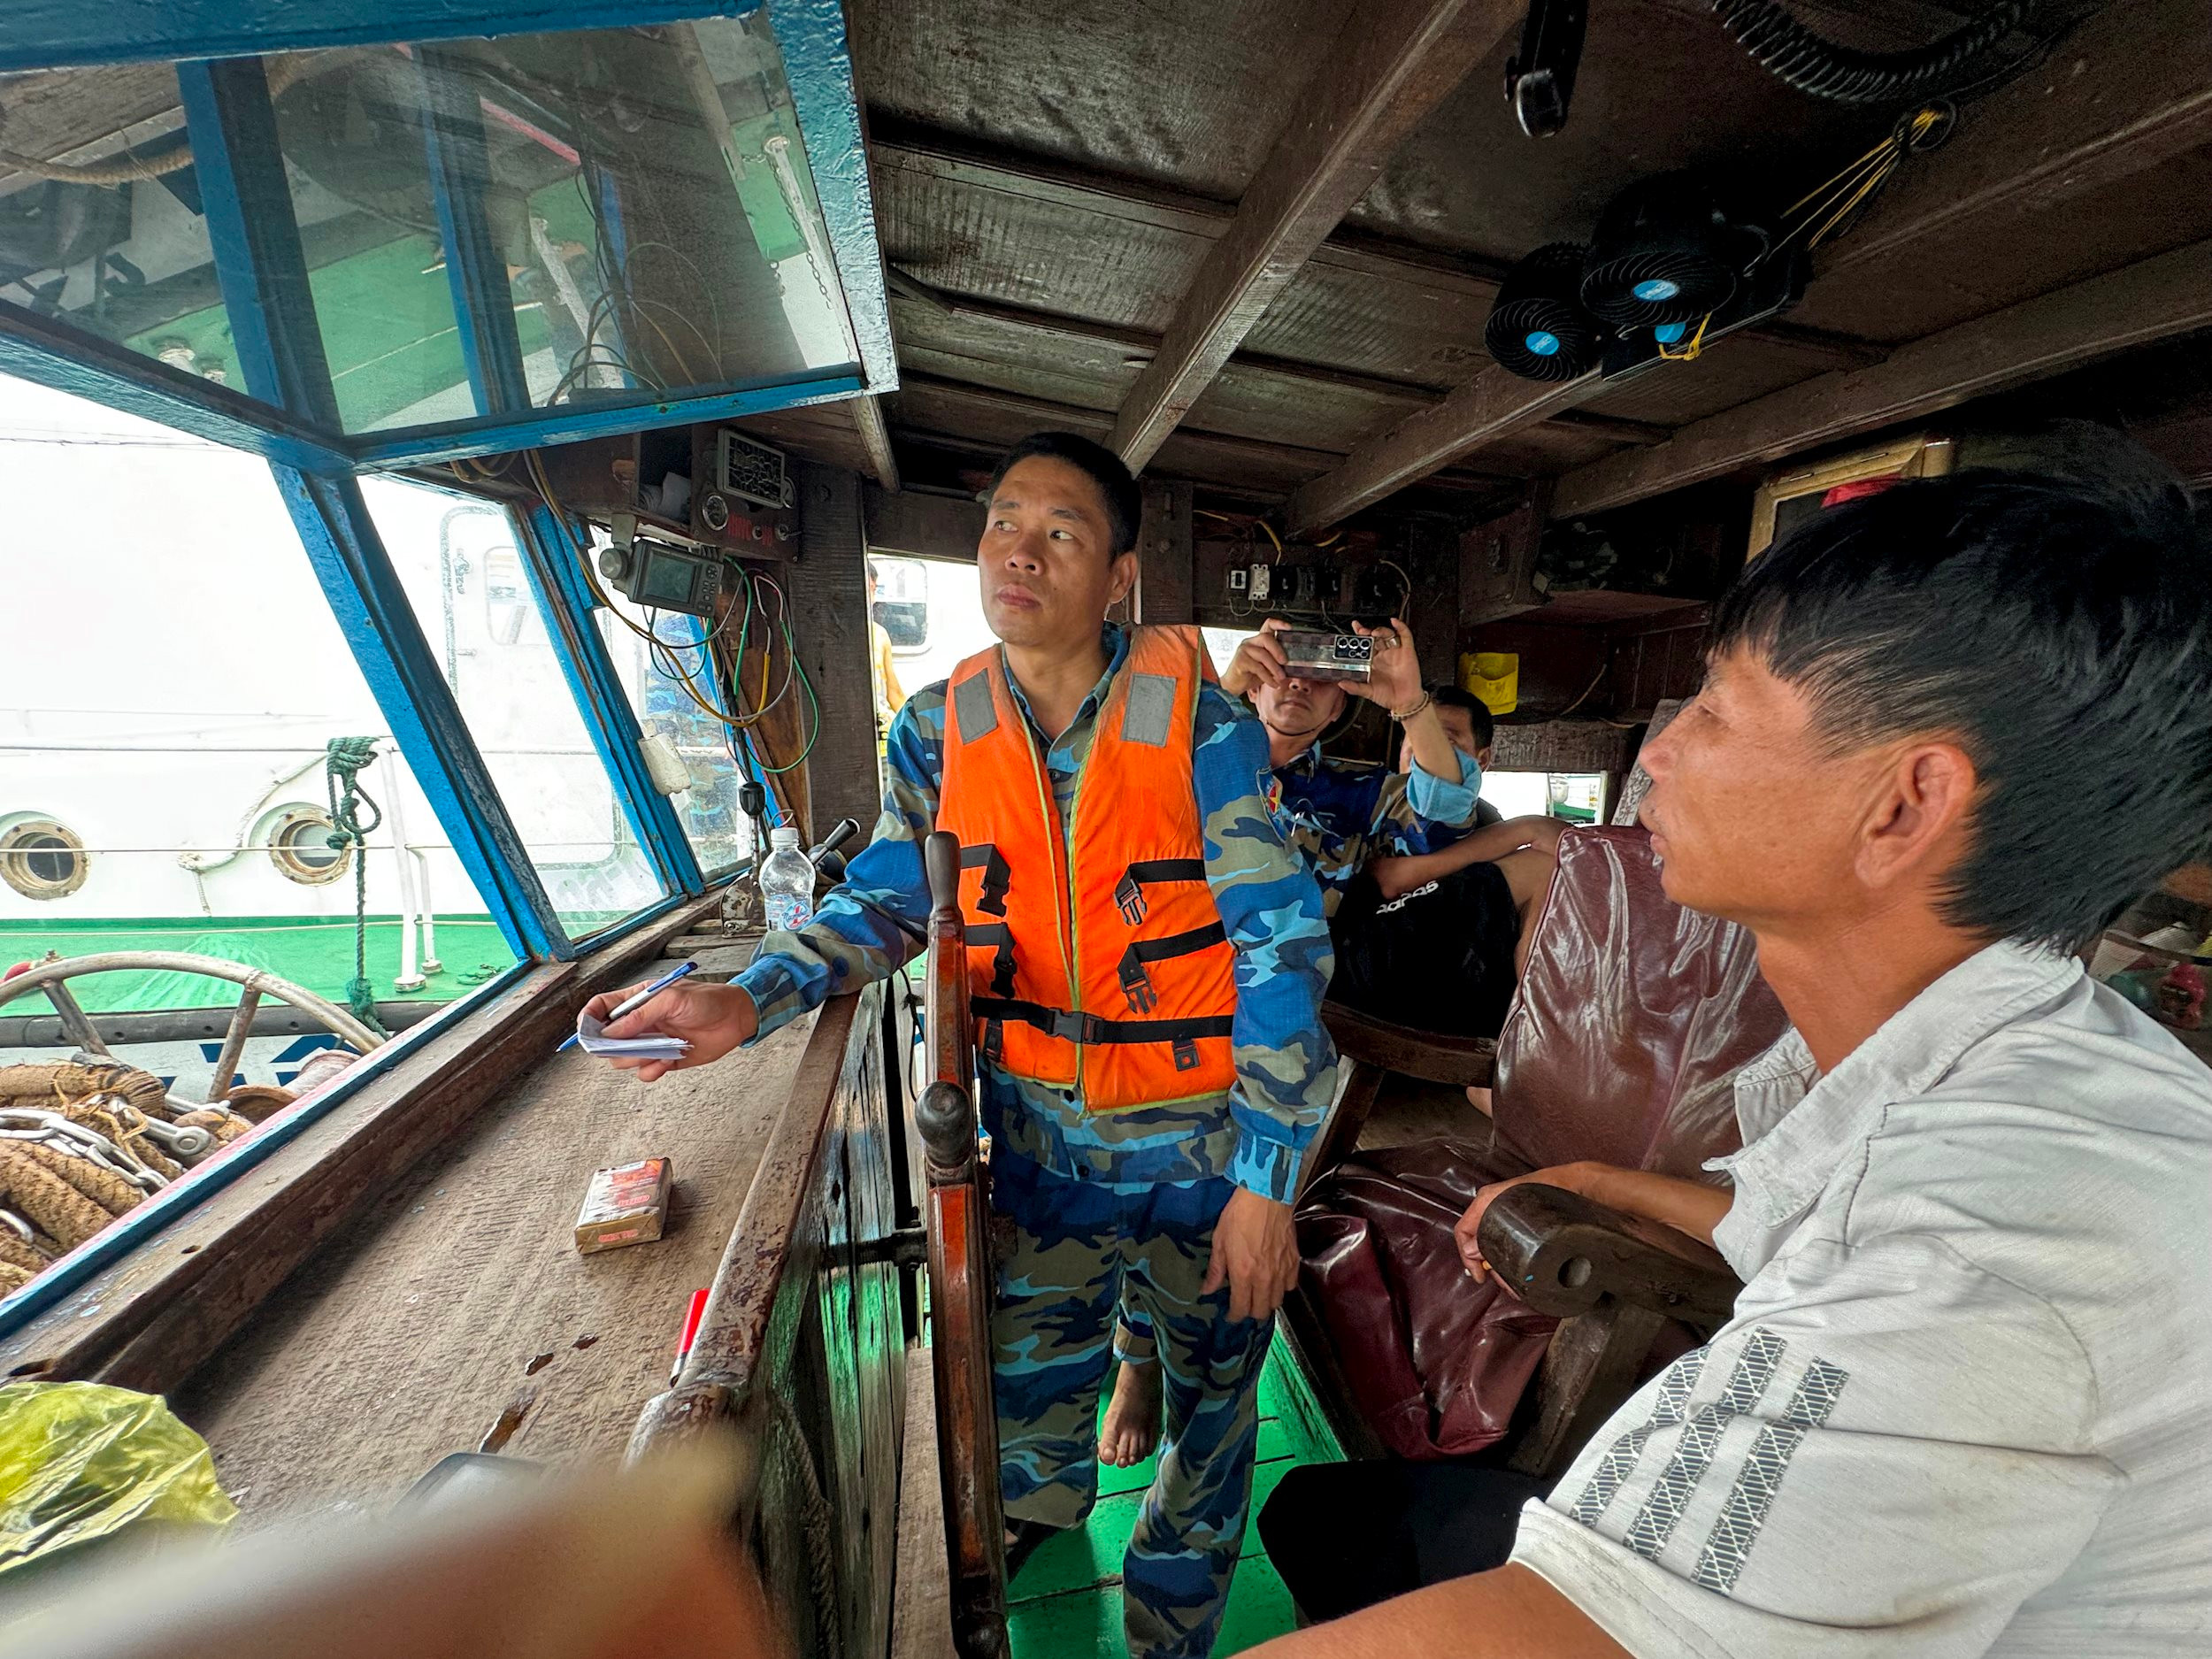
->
[0,915,515,1013]
[1005,1337,1339,1658]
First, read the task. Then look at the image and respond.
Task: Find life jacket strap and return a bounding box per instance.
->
[971,997,1235,1048]
[1115,922,1230,1013]
[1112,858,1207,926]
[958,842,1014,917]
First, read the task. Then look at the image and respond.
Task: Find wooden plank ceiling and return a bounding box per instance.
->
[845,0,2212,518]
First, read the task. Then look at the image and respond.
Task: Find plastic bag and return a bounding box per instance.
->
[0,1381,236,1573]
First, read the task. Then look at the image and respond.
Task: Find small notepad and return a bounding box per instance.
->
[573,1009,690,1061]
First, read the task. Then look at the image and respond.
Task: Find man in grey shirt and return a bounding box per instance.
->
[1253,434,2212,1656]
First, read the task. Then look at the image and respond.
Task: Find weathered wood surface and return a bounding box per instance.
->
[788,461,885,841]
[1551,236,2212,518]
[170,1008,825,1519]
[1106,0,1518,468]
[1286,370,1598,534]
[1507,1300,1669,1479]
[1486,719,1637,776]
[1799,0,2212,336]
[865,481,987,563]
[893,1352,958,1659]
[0,895,724,1394]
[1133,479,1195,625]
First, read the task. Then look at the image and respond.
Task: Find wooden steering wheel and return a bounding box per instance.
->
[0,951,386,1105]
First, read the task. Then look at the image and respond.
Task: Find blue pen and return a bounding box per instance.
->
[559,959,698,1053]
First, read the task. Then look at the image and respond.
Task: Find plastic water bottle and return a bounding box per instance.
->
[760,826,816,932]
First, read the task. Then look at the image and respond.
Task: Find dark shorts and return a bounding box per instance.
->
[1327,861,1520,1040]
[1257,1461,1552,1622]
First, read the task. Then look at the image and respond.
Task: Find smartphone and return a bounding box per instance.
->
[1278,629,1377,682]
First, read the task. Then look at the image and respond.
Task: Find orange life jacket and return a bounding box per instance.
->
[935,625,1238,1111]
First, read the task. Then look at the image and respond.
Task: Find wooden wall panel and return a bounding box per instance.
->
[788,463,888,841]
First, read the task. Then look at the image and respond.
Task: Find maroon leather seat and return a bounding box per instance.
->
[1295,826,1788,1461]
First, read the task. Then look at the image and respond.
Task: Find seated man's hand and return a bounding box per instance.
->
[1455,1163,1594,1282]
[1220,618,1291,698]
[1203,1186,1300,1322]
[584,981,759,1083]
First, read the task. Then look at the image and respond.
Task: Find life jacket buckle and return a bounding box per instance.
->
[1114,871,1147,926]
[1171,1036,1200,1071]
[1118,951,1157,1013]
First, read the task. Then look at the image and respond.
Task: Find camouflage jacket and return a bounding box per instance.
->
[1268,741,1481,918]
[734,625,1339,1202]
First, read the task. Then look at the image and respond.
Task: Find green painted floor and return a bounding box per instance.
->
[1005,1337,1340,1659]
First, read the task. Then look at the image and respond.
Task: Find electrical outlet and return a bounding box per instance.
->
[1227,567,1248,592]
[1250,565,1271,603]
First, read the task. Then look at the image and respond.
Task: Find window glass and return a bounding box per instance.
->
[0,374,512,1099]
[1483,771,1605,822]
[0,66,251,402]
[1,19,858,444]
[589,563,751,876]
[357,478,664,935]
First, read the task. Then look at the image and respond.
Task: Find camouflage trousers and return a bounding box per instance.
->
[992,1151,1273,1659]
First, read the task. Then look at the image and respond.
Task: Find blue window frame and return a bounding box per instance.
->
[0,1,893,472]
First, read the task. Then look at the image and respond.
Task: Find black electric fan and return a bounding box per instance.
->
[1579,172,1764,329]
[1485,242,1606,382]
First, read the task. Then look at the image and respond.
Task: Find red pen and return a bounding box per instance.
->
[670,1287,710,1386]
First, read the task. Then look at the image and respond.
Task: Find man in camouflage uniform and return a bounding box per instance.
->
[584,433,1338,1659]
[1100,614,1485,1470]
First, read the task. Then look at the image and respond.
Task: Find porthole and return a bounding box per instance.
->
[0,820,88,901]
[267,808,351,886]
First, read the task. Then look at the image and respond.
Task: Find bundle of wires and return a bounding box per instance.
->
[523,451,821,788]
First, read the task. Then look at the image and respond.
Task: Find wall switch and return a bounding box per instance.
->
[1227,567,1248,592]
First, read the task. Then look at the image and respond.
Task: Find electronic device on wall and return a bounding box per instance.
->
[716,430,796,511]
[597,535,728,619]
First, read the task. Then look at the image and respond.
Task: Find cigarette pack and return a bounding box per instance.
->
[574,1156,673,1254]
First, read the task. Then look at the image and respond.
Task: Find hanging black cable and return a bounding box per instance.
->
[1710,0,2035,104]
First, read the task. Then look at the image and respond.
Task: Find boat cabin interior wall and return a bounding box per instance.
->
[2,0,2211,1646]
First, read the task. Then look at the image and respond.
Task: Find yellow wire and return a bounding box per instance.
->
[1656,311,1713,361]
[1258,521,1284,557]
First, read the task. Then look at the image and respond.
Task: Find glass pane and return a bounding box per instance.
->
[0,64,249,393]
[592,573,751,875]
[357,477,664,934]
[0,372,516,1095]
[1,17,860,440]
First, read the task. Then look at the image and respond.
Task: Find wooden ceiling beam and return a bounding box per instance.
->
[1106,0,1525,470]
[1811,0,2212,288]
[1285,368,1601,534]
[849,396,901,493]
[1282,0,2212,529]
[871,121,1880,373]
[1548,236,2212,519]
[889,277,1684,473]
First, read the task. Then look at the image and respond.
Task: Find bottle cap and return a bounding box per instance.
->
[770,826,802,848]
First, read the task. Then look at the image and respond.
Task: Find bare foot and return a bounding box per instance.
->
[1098,1357,1162,1467]
[1465,1085,1494,1117]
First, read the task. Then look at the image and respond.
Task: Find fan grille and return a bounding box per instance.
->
[1486,297,1601,381]
[1581,250,1734,326]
